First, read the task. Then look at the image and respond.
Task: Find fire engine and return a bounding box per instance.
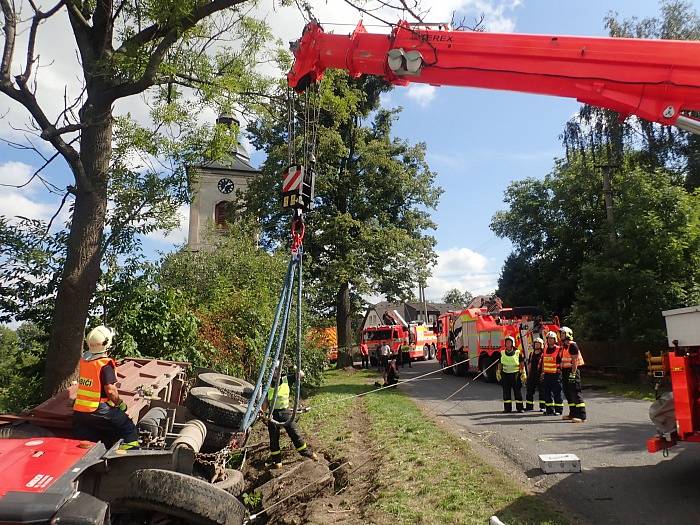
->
[436,306,559,381]
[362,310,437,365]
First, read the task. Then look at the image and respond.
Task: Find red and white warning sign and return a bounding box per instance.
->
[282,165,304,193]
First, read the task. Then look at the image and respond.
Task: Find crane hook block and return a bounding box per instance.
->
[282,164,315,211]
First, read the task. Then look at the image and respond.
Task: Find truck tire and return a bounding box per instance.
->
[214,469,245,497]
[422,344,430,361]
[195,373,254,399]
[484,354,500,383]
[202,421,236,453]
[430,344,437,360]
[119,469,245,525]
[455,352,469,377]
[440,352,454,375]
[186,387,247,428]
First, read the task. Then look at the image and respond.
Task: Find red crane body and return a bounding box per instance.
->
[288,21,700,133]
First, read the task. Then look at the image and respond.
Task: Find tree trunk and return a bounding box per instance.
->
[335,281,354,369]
[43,106,112,397]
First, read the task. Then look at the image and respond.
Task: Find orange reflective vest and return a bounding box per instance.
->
[74,356,116,413]
[542,346,560,374]
[561,342,585,369]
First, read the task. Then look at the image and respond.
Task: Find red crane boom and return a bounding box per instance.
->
[288,21,700,134]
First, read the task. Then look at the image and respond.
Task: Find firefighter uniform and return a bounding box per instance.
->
[267,377,314,466]
[525,347,545,411]
[500,350,524,412]
[73,352,139,449]
[542,344,563,415]
[561,340,587,421]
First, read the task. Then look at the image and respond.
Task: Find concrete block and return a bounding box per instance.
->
[538,453,581,474]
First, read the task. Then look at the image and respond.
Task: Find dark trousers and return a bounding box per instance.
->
[542,373,563,414]
[268,409,309,459]
[525,374,545,411]
[401,351,411,368]
[562,369,587,420]
[501,372,523,412]
[361,354,369,369]
[73,405,139,448]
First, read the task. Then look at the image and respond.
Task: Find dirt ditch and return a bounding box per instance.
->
[240,396,383,524]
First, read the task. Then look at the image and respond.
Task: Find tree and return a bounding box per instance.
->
[442,288,473,308]
[0,0,274,395]
[246,71,441,361]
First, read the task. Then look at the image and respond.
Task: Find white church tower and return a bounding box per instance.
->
[187,115,260,250]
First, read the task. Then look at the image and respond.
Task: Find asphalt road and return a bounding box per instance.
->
[397,360,700,525]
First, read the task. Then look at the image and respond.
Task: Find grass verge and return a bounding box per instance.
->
[584,375,656,401]
[301,369,569,525]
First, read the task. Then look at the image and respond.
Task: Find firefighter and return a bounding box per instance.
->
[560,327,586,423]
[72,326,139,450]
[496,336,525,413]
[541,331,563,416]
[384,356,400,386]
[263,368,317,469]
[360,341,369,369]
[525,337,545,411]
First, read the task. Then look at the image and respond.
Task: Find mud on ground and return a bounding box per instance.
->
[240,391,384,524]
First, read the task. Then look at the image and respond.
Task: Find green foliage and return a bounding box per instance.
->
[158,225,327,384]
[441,288,474,308]
[0,323,47,412]
[246,72,442,344]
[493,2,700,343]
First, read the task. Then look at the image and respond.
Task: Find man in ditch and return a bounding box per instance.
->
[263,368,318,469]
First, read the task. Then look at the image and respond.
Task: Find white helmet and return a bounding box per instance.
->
[560,326,573,340]
[86,326,114,352]
[546,331,558,340]
[504,336,516,346]
[534,337,544,346]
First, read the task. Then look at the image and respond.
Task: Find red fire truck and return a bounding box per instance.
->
[436,307,559,382]
[362,322,437,366]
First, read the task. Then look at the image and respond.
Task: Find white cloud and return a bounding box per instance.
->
[425,247,498,301]
[145,204,190,245]
[406,84,437,107]
[0,161,57,222]
[0,161,34,187]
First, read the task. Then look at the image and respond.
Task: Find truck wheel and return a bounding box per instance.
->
[202,421,236,453]
[441,353,454,375]
[195,373,254,399]
[484,355,500,383]
[186,387,247,428]
[0,422,53,439]
[430,344,437,360]
[455,352,469,377]
[423,344,430,361]
[214,469,245,497]
[118,469,245,525]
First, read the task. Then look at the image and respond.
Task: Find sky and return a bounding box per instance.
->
[0,0,675,305]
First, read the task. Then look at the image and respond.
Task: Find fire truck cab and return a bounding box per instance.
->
[362,323,437,366]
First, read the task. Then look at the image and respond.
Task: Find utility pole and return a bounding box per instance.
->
[419,282,429,324]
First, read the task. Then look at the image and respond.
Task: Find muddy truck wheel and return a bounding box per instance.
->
[0,422,53,439]
[214,469,245,497]
[201,421,237,453]
[118,469,245,525]
[195,373,254,399]
[186,387,247,428]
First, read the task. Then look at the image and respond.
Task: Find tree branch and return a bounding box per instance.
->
[0,0,16,84]
[108,0,250,100]
[22,1,65,82]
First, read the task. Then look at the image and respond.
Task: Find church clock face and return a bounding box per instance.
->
[217,178,234,194]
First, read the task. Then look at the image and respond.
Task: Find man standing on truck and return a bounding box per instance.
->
[560,327,587,423]
[541,331,563,416]
[73,326,140,450]
[263,369,317,469]
[525,337,545,411]
[496,336,526,413]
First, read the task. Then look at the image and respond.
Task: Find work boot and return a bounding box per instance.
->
[562,414,573,420]
[300,449,318,460]
[265,460,283,469]
[571,418,584,423]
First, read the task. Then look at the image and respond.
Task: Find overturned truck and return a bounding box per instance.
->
[0,358,253,525]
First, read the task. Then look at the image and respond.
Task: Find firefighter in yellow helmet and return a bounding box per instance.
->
[496,336,525,413]
[72,326,139,449]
